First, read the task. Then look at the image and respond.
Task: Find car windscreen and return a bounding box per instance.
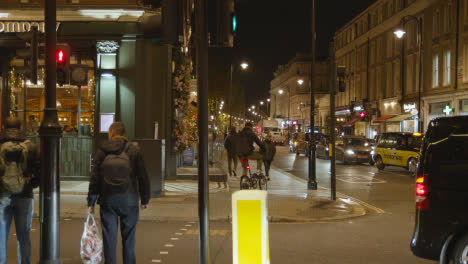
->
[344,138,365,146]
[406,135,422,149]
[426,119,468,143]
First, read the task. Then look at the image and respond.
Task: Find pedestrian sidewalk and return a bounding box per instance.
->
[33,158,367,222]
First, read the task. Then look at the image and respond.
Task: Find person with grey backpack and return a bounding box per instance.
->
[87,122,150,264]
[0,117,40,264]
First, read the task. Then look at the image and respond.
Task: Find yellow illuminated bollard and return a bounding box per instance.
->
[329,143,333,157]
[232,190,270,264]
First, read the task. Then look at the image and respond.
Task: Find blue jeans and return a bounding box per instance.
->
[0,196,34,264]
[100,203,139,264]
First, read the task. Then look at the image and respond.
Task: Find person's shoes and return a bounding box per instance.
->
[266,176,270,181]
[256,169,262,175]
[232,170,237,176]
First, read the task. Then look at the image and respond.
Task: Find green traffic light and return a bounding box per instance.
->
[232,14,237,33]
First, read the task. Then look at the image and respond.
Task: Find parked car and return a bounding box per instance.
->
[335,136,374,165]
[316,137,330,159]
[373,132,422,174]
[410,116,468,263]
[295,133,311,156]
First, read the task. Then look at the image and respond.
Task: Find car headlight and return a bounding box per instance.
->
[371,146,375,150]
[325,147,329,151]
[371,150,375,155]
[346,150,355,155]
[294,142,297,146]
[364,142,369,147]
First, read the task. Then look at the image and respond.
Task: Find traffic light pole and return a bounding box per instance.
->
[329,41,337,201]
[196,0,211,262]
[308,0,317,190]
[39,0,62,263]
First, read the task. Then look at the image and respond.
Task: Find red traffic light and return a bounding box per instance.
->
[56,49,66,64]
[360,111,366,118]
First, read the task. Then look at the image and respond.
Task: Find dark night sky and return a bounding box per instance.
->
[232,0,377,107]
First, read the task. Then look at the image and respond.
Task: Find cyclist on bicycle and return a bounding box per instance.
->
[237,122,266,175]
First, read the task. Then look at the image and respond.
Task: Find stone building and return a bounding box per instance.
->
[334,0,468,136]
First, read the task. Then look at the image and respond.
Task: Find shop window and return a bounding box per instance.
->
[433,54,439,88]
[460,99,468,115]
[443,50,451,86]
[8,63,96,137]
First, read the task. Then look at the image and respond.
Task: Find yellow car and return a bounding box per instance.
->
[373,132,423,174]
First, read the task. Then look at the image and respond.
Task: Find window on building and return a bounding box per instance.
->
[463,43,468,83]
[406,55,414,95]
[444,50,451,86]
[465,0,468,25]
[433,54,439,88]
[433,9,440,38]
[445,3,452,33]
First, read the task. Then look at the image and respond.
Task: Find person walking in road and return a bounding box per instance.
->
[262,134,276,181]
[87,122,150,264]
[224,127,238,176]
[0,117,40,264]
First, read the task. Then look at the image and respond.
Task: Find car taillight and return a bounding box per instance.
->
[246,165,250,170]
[416,174,429,210]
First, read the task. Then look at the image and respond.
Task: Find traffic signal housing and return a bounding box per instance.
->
[208,0,236,47]
[56,44,70,86]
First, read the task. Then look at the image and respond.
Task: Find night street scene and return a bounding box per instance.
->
[1,0,468,263]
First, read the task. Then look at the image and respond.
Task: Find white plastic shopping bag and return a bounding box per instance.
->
[80,213,103,264]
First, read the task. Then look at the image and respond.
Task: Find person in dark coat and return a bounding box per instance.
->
[224,127,238,176]
[87,122,150,264]
[262,134,276,180]
[0,117,40,264]
[238,123,266,175]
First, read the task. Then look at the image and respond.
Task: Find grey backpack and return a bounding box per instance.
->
[0,140,29,194]
[101,142,132,193]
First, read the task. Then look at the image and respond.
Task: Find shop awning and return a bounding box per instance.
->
[372,115,396,124]
[342,116,361,127]
[386,113,415,122]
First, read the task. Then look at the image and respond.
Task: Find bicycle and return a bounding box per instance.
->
[239,156,268,190]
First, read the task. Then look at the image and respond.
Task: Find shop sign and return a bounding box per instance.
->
[0,21,61,33]
[403,103,416,113]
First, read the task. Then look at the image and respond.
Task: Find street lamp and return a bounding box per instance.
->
[260,101,264,105]
[394,15,423,133]
[278,89,284,95]
[297,79,304,85]
[229,61,249,128]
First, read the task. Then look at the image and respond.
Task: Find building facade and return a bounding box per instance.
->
[270,53,329,134]
[334,0,468,137]
[0,0,195,180]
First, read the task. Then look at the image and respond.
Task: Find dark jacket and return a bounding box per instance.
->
[239,127,266,155]
[224,133,236,155]
[0,128,40,198]
[87,137,150,207]
[262,139,276,161]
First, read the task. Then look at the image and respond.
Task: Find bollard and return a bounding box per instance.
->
[232,190,270,264]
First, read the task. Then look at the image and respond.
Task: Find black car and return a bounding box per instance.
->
[410,116,468,263]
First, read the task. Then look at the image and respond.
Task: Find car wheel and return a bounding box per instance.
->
[375,156,385,170]
[407,158,417,176]
[451,233,468,264]
[369,160,375,166]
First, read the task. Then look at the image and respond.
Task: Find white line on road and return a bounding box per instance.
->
[171,237,179,240]
[185,224,192,227]
[152,259,161,263]
[160,252,168,255]
[180,228,187,231]
[175,233,183,235]
[165,244,174,248]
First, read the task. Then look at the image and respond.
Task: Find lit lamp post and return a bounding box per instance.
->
[394,15,423,133]
[229,61,249,128]
[278,88,291,141]
[267,98,271,117]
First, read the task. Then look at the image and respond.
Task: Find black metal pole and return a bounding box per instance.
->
[39,0,62,263]
[308,0,317,190]
[329,41,337,201]
[196,0,210,262]
[417,17,423,133]
[229,63,233,128]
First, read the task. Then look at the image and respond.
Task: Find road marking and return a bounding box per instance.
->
[170,237,179,241]
[184,224,192,227]
[152,260,161,263]
[175,233,183,235]
[160,251,168,255]
[180,228,187,231]
[336,175,386,184]
[63,218,72,221]
[184,229,231,236]
[164,244,174,248]
[188,221,196,224]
